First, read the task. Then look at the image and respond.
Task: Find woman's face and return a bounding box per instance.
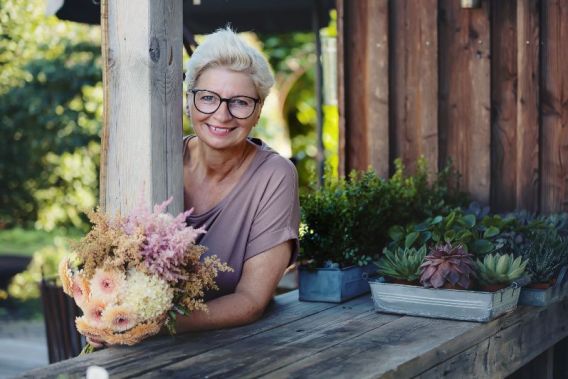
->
[187,67,261,152]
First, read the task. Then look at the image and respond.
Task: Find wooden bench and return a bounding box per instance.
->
[17,291,568,378]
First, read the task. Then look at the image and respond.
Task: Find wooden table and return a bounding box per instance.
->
[17,291,568,378]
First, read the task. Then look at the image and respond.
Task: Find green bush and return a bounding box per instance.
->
[299,158,468,268]
[7,238,71,300]
[0,0,102,229]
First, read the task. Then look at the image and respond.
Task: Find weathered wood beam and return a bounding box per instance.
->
[541,0,568,213]
[391,0,438,177]
[515,0,540,212]
[100,0,183,216]
[338,0,389,178]
[439,0,491,204]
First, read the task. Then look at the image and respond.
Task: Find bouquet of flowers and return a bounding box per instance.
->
[58,198,231,350]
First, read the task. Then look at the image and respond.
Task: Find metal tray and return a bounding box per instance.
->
[519,266,568,307]
[369,278,521,322]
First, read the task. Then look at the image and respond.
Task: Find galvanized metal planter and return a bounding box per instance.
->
[299,264,376,303]
[519,266,568,307]
[369,278,521,322]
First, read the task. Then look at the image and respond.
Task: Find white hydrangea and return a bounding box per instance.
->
[121,269,174,321]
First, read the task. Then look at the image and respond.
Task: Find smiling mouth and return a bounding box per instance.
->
[207,124,237,136]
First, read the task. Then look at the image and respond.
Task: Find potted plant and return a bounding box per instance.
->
[375,246,427,285]
[298,171,381,303]
[298,160,468,303]
[475,253,528,292]
[369,242,523,322]
[518,230,568,306]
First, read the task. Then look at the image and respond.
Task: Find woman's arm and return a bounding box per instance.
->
[175,240,293,332]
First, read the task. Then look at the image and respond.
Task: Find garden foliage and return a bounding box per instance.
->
[299,158,468,268]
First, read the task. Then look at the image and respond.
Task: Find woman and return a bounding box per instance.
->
[177,27,300,332]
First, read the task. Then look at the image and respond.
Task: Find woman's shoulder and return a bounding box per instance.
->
[251,140,298,181]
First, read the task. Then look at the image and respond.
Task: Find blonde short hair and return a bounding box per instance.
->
[185,27,275,101]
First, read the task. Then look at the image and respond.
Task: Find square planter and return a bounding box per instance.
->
[369,278,521,322]
[519,266,568,307]
[299,264,376,303]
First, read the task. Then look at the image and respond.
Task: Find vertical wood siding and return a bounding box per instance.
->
[339,0,568,212]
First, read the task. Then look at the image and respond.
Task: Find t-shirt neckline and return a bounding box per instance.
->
[185,136,271,220]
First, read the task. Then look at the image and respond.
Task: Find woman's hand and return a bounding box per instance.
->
[176,240,293,332]
[86,336,107,349]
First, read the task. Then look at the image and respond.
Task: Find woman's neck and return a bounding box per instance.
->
[192,139,253,183]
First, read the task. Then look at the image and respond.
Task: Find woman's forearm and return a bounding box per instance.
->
[175,290,265,332]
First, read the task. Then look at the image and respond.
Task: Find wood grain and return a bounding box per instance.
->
[391,0,438,177]
[100,0,183,216]
[541,0,568,213]
[490,0,517,212]
[439,0,491,203]
[515,0,540,212]
[340,0,389,177]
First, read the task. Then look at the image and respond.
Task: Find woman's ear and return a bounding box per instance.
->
[184,94,191,117]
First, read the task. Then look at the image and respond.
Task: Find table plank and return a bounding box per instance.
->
[16,291,336,379]
[145,296,399,378]
[16,292,568,379]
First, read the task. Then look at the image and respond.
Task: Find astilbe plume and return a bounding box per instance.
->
[420,243,476,289]
[122,198,206,283]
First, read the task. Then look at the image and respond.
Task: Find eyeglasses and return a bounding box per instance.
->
[190,89,260,119]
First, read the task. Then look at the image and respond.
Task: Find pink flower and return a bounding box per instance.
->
[122,197,205,283]
[84,298,107,327]
[89,268,125,303]
[102,305,138,332]
[71,275,90,307]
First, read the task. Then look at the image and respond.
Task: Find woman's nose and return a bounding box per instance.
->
[213,100,233,121]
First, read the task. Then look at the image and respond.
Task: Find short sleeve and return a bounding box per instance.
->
[245,156,300,264]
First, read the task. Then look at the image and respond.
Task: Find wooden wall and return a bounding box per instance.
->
[337,0,568,213]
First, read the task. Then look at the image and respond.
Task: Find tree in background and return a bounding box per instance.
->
[0,0,102,230]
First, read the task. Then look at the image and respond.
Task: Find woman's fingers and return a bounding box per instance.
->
[86,336,106,348]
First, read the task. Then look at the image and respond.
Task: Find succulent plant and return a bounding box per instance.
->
[520,230,568,283]
[475,253,528,285]
[420,243,476,289]
[376,246,427,282]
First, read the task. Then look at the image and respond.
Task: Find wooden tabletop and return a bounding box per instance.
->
[17,290,568,378]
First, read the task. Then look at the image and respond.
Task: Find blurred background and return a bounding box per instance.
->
[0,0,338,374]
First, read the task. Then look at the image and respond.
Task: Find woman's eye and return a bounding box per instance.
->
[231,98,251,107]
[200,95,216,103]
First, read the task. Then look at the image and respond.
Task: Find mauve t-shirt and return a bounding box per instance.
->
[183,136,300,301]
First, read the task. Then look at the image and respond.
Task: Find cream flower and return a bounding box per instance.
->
[89,268,125,304]
[122,269,173,322]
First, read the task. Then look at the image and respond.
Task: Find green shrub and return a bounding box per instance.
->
[299,158,468,268]
[7,238,71,300]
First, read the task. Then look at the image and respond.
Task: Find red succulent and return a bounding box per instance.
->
[420,243,476,289]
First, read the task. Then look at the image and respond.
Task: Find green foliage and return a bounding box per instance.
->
[519,230,568,284]
[388,208,544,256]
[0,227,81,256]
[376,246,427,282]
[475,253,528,286]
[0,0,101,229]
[8,238,71,300]
[299,159,468,268]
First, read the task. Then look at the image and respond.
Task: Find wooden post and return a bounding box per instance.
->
[337,0,389,178]
[100,0,184,216]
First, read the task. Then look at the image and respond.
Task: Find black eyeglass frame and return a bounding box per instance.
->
[189,89,261,120]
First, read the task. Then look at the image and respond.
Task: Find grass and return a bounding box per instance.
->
[0,227,83,256]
